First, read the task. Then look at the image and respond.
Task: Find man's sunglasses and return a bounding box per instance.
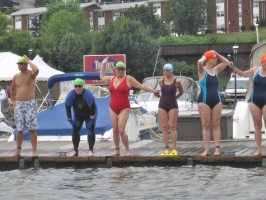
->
[116,67,125,71]
[74,85,83,88]
[17,62,26,65]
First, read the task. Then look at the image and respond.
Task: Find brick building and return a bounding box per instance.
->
[9,0,266,37]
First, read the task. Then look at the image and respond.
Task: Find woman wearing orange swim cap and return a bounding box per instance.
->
[197,50,229,156]
[229,53,266,156]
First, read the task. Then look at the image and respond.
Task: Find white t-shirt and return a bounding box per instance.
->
[0,89,7,100]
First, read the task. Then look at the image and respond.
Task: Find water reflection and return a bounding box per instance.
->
[0,166,266,200]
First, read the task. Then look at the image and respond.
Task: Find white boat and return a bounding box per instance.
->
[0,100,14,137]
[134,76,199,113]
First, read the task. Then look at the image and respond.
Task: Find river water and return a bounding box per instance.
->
[0,165,265,200]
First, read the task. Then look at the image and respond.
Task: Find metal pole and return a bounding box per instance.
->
[234,53,238,106]
[255,24,259,44]
[152,47,161,77]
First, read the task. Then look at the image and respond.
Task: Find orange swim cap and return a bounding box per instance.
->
[203,51,215,62]
[260,53,266,64]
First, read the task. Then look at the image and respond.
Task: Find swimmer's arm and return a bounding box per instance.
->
[229,62,255,77]
[100,57,111,84]
[24,55,39,77]
[129,76,160,97]
[197,56,206,78]
[175,80,183,99]
[10,76,16,104]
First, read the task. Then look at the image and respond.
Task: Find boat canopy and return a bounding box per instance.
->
[142,76,198,102]
[47,72,112,106]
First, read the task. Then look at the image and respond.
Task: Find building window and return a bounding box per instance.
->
[113,12,124,17]
[98,12,104,18]
[217,11,224,17]
[98,25,105,30]
[15,16,21,22]
[90,12,93,19]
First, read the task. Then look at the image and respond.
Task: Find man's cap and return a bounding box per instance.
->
[163,63,173,72]
[17,57,27,64]
[74,78,84,85]
[116,61,126,68]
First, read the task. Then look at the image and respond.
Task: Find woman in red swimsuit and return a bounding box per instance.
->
[100,56,160,156]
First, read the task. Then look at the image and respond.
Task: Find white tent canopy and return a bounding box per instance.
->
[32,54,64,81]
[0,52,63,81]
[0,52,20,81]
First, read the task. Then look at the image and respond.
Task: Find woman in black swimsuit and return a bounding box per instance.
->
[158,63,183,156]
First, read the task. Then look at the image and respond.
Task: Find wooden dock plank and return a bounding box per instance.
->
[0,139,266,169]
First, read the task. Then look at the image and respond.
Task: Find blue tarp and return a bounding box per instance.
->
[14,98,112,140]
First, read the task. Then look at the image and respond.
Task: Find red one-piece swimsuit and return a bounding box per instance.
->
[109,76,130,115]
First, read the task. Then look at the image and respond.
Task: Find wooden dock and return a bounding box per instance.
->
[0,139,266,170]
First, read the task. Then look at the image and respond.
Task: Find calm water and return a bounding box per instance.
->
[0,165,266,200]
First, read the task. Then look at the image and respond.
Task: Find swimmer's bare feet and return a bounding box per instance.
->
[253,150,261,156]
[68,151,78,157]
[88,150,94,157]
[112,147,120,156]
[214,146,220,156]
[32,150,38,157]
[201,150,209,157]
[124,150,131,157]
[11,147,21,157]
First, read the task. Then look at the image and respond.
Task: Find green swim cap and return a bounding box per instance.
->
[116,61,126,68]
[74,78,84,85]
[17,57,27,64]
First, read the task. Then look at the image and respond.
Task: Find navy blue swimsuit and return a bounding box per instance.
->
[250,67,266,109]
[159,78,178,112]
[197,69,221,109]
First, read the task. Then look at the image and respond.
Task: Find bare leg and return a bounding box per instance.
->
[117,109,130,156]
[212,103,222,156]
[11,131,23,157]
[29,130,38,157]
[120,131,131,156]
[158,108,170,151]
[168,109,178,151]
[253,130,262,156]
[109,109,120,156]
[250,103,263,156]
[198,103,212,156]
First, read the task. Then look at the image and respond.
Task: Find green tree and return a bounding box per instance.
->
[40,9,90,68]
[0,29,34,56]
[165,0,209,35]
[0,12,11,35]
[125,4,169,38]
[41,0,80,22]
[154,58,197,80]
[92,17,159,82]
[58,32,85,72]
[35,0,52,7]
